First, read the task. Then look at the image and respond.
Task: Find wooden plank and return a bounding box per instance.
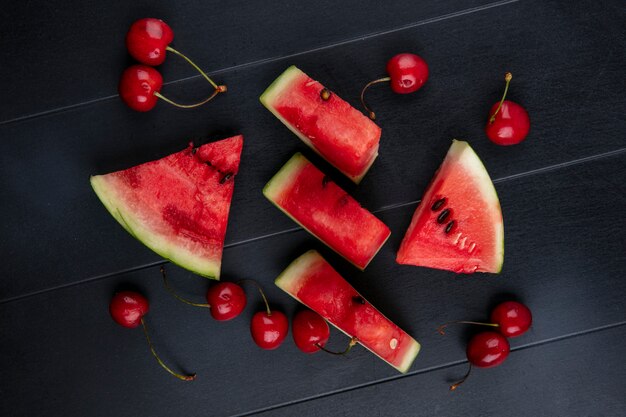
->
[0,0,495,122]
[1,154,624,416]
[1,0,625,299]
[255,325,626,417]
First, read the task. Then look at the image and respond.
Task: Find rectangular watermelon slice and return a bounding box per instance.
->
[90,135,243,279]
[276,250,420,373]
[264,153,390,270]
[260,66,381,183]
[396,140,504,273]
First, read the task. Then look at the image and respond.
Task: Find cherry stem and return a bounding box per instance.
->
[237,279,271,316]
[165,46,225,91]
[360,77,391,120]
[316,337,359,356]
[450,363,472,391]
[140,318,196,381]
[154,89,222,109]
[489,72,513,124]
[437,321,499,335]
[161,266,210,308]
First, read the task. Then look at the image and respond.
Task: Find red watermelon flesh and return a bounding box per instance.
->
[90,135,243,279]
[396,140,504,273]
[264,153,390,270]
[260,66,381,183]
[275,250,420,373]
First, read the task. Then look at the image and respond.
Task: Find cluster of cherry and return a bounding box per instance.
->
[110,266,353,381]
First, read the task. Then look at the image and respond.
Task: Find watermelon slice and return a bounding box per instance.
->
[276,250,420,373]
[264,153,390,270]
[260,66,381,183]
[396,140,504,273]
[90,135,243,279]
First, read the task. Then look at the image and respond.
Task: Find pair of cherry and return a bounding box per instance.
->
[364,54,530,145]
[438,300,533,390]
[119,18,226,112]
[109,267,288,381]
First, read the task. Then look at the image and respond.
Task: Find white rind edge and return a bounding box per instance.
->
[449,140,504,270]
[259,65,377,184]
[90,175,221,279]
[275,250,420,373]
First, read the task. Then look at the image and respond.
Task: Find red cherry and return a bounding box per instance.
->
[490,301,532,337]
[485,73,530,145]
[360,52,428,119]
[386,53,429,94]
[449,331,510,390]
[118,65,162,112]
[251,310,289,350]
[109,291,149,328]
[292,310,330,353]
[467,331,510,368]
[206,282,247,321]
[126,18,174,66]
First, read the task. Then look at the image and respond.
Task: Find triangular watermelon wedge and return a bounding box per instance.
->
[396,140,504,273]
[90,135,243,279]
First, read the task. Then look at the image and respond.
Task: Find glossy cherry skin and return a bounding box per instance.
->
[292,310,330,353]
[467,331,510,368]
[386,53,429,94]
[491,301,532,337]
[119,65,162,112]
[109,291,149,328]
[126,18,174,66]
[251,311,289,350]
[205,282,247,321]
[485,100,530,145]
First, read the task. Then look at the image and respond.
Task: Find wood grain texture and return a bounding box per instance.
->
[256,325,626,417]
[1,154,624,416]
[1,0,626,416]
[0,0,494,122]
[1,0,625,299]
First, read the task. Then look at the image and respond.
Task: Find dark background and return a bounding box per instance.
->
[1,0,625,416]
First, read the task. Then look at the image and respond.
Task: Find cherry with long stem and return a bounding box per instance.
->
[109,290,195,381]
[360,52,429,120]
[485,72,530,145]
[240,279,288,350]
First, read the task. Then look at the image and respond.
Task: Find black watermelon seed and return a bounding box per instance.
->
[219,173,233,184]
[437,209,450,224]
[431,198,446,211]
[322,175,330,188]
[353,296,365,304]
[445,220,456,234]
[320,88,331,101]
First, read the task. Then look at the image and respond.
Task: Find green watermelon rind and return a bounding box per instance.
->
[263,153,390,271]
[90,175,222,279]
[275,250,421,374]
[259,65,377,184]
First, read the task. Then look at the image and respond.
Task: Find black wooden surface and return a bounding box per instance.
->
[1,0,625,416]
